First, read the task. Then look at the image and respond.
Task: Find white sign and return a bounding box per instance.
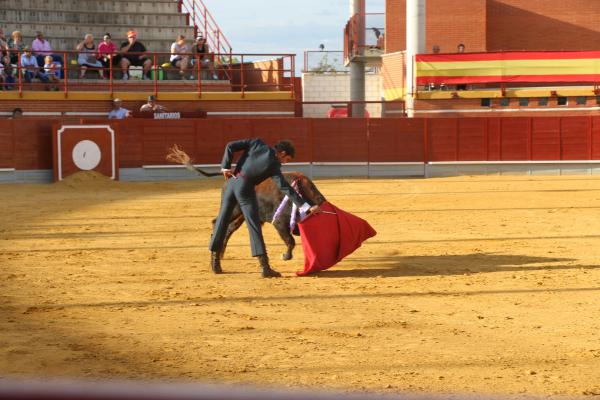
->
[153,112,181,119]
[72,140,102,170]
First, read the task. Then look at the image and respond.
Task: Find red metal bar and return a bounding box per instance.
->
[17,52,22,97]
[179,0,232,57]
[240,54,244,98]
[9,49,299,96]
[197,0,232,50]
[109,55,113,97]
[346,12,385,56]
[192,1,196,37]
[196,55,201,98]
[153,53,158,97]
[229,51,233,82]
[62,51,68,96]
[291,55,295,96]
[203,8,208,39]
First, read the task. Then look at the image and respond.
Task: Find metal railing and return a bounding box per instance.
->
[178,0,232,60]
[344,12,385,61]
[303,51,349,73]
[4,50,295,98]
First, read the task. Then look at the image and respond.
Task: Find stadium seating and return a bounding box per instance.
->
[1,0,194,54]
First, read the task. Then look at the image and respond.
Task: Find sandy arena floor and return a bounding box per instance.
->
[2,173,600,397]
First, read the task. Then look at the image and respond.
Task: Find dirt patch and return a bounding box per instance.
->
[1,175,599,398]
[56,170,117,189]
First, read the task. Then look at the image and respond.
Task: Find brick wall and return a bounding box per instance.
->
[230,59,285,91]
[487,0,600,51]
[386,0,486,54]
[385,0,405,54]
[381,51,405,100]
[386,0,600,53]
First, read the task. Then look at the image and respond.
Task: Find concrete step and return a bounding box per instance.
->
[1,9,187,26]
[7,22,194,42]
[0,0,180,14]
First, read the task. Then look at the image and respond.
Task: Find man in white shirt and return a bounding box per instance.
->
[107,98,131,119]
[20,47,49,84]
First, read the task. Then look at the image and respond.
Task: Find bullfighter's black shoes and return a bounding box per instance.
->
[258,254,281,278]
[210,251,223,274]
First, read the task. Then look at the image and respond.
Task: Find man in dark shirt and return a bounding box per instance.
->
[209,138,320,278]
[119,30,152,80]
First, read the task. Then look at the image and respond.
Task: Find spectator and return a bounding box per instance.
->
[119,30,151,80]
[0,62,5,89]
[20,47,49,84]
[192,34,218,80]
[43,55,60,91]
[107,98,131,119]
[373,28,384,50]
[0,29,9,66]
[170,34,190,80]
[432,44,440,54]
[7,31,25,65]
[9,108,23,118]
[3,63,15,90]
[31,31,63,67]
[139,95,166,112]
[98,33,118,78]
[76,34,103,79]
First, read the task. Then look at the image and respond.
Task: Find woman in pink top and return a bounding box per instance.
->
[98,33,118,79]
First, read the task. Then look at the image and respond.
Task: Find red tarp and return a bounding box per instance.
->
[296,201,377,276]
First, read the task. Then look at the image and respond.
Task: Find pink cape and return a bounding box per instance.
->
[296,201,377,276]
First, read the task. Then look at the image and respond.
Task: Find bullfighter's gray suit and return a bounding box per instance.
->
[209,138,311,257]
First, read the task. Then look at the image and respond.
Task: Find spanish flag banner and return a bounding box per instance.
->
[416,51,600,85]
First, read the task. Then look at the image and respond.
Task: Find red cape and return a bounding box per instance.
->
[296,201,377,276]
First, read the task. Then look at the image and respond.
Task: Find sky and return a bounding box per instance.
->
[201,0,385,70]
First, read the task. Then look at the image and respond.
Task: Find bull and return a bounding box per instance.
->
[166,145,326,262]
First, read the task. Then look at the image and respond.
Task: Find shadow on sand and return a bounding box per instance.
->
[314,253,592,278]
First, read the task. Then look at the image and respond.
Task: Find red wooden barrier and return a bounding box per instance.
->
[7,116,600,175]
[368,118,425,162]
[0,120,14,168]
[561,117,590,160]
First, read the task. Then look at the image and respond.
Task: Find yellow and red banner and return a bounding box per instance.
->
[416,51,600,85]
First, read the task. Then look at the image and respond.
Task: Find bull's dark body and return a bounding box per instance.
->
[216,172,326,261]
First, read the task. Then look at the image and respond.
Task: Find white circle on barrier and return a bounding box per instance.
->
[72,140,102,170]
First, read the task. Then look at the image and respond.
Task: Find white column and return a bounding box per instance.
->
[350,0,366,117]
[405,0,426,118]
